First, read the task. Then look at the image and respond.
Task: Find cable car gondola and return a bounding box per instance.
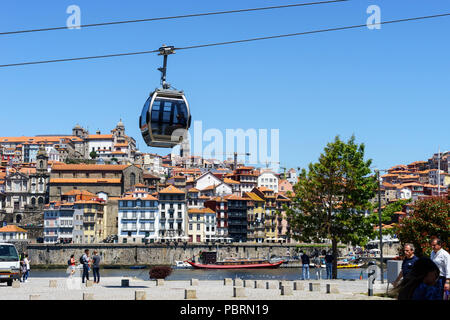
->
[140,45,191,148]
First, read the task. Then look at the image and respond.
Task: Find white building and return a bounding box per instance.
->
[286,168,298,185]
[195,172,223,191]
[396,187,412,200]
[0,225,28,242]
[257,170,279,193]
[118,191,159,244]
[158,185,187,242]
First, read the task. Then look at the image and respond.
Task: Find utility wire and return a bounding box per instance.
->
[0,0,348,36]
[1,12,449,69]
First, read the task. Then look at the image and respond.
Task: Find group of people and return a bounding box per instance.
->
[68,249,101,284]
[300,250,334,280]
[393,238,449,300]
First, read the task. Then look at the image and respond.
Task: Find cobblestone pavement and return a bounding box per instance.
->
[0,277,393,300]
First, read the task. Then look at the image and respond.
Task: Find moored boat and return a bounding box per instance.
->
[186,258,284,269]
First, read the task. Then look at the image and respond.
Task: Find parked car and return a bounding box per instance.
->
[0,243,21,286]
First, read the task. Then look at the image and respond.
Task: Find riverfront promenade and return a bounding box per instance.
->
[0,277,393,300]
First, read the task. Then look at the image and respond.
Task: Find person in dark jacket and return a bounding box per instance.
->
[81,249,90,284]
[92,251,101,284]
[397,257,442,300]
[301,251,310,280]
[325,251,334,280]
[393,243,419,288]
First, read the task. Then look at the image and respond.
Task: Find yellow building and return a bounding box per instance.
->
[74,200,105,244]
[186,207,216,243]
[244,192,265,243]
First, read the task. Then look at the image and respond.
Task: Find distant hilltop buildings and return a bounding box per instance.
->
[0,122,299,245]
[0,120,137,164]
[2,122,447,246]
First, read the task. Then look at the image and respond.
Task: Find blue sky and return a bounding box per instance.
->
[1,0,449,172]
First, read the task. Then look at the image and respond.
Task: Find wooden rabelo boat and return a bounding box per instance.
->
[186,257,284,269]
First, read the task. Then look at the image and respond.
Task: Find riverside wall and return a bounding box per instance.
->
[24,243,351,267]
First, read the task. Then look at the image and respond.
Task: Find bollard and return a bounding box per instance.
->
[83,293,94,300]
[85,280,93,287]
[233,286,246,297]
[29,294,40,300]
[135,290,147,300]
[185,289,197,299]
[281,285,293,296]
[254,280,265,289]
[156,279,165,286]
[49,280,57,288]
[233,278,243,287]
[279,280,291,289]
[326,283,339,294]
[266,281,277,290]
[309,282,320,292]
[190,279,199,286]
[121,279,130,287]
[224,278,232,286]
[293,281,304,291]
[12,280,20,288]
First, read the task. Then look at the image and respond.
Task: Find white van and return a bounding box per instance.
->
[0,243,21,286]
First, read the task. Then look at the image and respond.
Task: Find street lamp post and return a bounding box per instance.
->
[376,169,384,284]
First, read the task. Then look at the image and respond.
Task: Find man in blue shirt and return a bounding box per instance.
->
[393,243,419,287]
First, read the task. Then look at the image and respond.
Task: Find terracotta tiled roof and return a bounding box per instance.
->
[188,207,215,214]
[223,178,240,184]
[87,134,113,140]
[63,189,96,196]
[51,164,129,171]
[188,188,200,193]
[158,184,184,194]
[134,183,147,188]
[50,178,121,184]
[120,194,158,201]
[0,225,27,233]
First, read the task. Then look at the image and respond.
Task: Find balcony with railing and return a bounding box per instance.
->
[83,217,96,224]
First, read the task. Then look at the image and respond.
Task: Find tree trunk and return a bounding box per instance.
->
[332,239,338,279]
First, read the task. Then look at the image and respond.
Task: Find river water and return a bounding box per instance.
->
[28,267,386,281]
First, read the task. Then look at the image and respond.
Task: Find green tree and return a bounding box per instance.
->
[285,135,377,278]
[90,150,98,159]
[367,199,411,240]
[396,197,449,256]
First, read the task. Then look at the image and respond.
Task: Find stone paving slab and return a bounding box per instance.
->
[0,277,392,300]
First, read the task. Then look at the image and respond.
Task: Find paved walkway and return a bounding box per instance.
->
[0,277,393,300]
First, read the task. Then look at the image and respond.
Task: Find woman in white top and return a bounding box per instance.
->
[23,254,31,282]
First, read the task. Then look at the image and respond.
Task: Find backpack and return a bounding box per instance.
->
[80,255,85,264]
[67,259,71,266]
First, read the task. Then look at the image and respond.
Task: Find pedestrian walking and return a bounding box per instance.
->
[397,257,442,300]
[393,243,419,288]
[300,251,310,280]
[430,237,450,298]
[313,254,322,280]
[325,251,334,279]
[67,254,76,277]
[80,249,90,284]
[22,254,30,282]
[92,250,101,284]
